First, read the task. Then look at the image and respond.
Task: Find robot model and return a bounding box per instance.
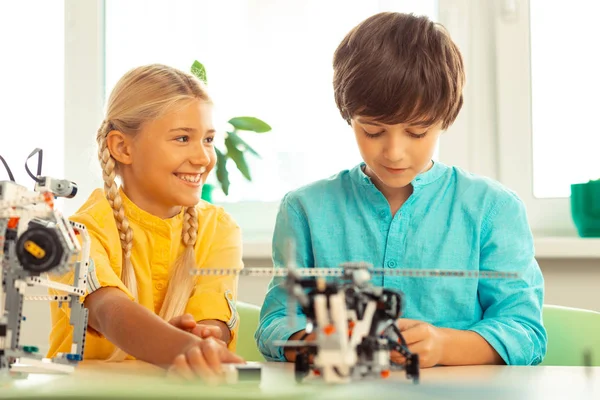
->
[1,149,89,376]
[194,248,518,385]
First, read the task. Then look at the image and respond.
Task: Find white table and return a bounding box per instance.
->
[1,361,598,399]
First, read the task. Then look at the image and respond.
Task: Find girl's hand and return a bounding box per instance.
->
[168,314,222,340]
[391,319,447,368]
[167,337,245,384]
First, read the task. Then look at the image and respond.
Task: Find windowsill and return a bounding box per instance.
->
[242,235,600,261]
[243,239,272,260]
[533,235,600,259]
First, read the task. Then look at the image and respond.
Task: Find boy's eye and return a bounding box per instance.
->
[363,129,384,138]
[175,136,190,143]
[407,131,428,139]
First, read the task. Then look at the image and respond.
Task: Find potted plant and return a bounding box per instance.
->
[190,60,272,202]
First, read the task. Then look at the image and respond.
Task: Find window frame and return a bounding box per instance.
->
[63,0,106,218]
[493,0,576,236]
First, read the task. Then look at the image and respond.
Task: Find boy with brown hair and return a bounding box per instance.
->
[256,12,546,367]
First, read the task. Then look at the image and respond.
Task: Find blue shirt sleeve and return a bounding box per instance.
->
[468,192,548,365]
[255,193,312,361]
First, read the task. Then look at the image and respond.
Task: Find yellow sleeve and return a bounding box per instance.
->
[69,212,135,303]
[48,211,135,356]
[185,210,243,351]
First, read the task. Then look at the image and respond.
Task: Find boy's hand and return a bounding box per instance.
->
[168,314,222,341]
[167,337,245,384]
[391,319,447,368]
[284,330,316,362]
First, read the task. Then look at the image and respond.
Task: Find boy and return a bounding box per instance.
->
[255,12,546,367]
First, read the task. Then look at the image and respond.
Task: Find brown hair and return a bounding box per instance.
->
[96,64,209,361]
[333,12,465,129]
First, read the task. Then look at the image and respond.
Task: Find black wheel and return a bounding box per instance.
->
[294,352,310,383]
[16,225,65,273]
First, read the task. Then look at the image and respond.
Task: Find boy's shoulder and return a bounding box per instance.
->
[280,167,356,209]
[448,164,526,216]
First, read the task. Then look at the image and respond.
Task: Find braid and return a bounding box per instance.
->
[182,206,198,247]
[97,123,137,362]
[158,206,198,321]
[98,135,138,300]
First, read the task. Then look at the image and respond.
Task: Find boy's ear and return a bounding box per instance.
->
[106,130,134,165]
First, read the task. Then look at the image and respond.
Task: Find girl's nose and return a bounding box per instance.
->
[190,142,210,166]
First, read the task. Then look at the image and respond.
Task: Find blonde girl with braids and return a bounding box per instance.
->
[48,64,245,382]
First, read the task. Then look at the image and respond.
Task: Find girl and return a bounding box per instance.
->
[48,64,244,382]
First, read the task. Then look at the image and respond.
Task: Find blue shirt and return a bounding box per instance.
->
[255,160,547,365]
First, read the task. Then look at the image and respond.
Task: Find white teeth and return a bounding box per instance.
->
[176,174,201,183]
[200,167,206,174]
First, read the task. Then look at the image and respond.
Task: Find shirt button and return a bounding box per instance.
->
[156,282,164,290]
[386,260,397,268]
[379,210,387,218]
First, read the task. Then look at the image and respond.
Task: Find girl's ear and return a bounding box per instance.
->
[106,130,134,165]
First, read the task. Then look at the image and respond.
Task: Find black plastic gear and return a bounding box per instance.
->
[16,225,65,273]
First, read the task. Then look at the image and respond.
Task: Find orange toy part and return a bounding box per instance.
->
[324,324,336,335]
[43,192,54,208]
[7,217,19,229]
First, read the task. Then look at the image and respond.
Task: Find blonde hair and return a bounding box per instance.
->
[96,64,209,361]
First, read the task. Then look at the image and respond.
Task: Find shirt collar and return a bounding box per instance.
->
[119,186,185,235]
[350,159,447,188]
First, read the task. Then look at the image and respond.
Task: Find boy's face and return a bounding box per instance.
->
[121,99,217,218]
[351,116,443,192]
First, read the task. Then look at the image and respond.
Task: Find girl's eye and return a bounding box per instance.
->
[175,136,190,143]
[363,129,384,138]
[204,136,214,144]
[408,131,428,139]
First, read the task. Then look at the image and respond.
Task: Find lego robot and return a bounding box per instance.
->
[1,149,89,376]
[194,256,517,385]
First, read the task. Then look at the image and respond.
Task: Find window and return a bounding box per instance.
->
[529,0,600,198]
[58,1,599,253]
[0,1,64,193]
[95,0,442,242]
[495,0,598,235]
[104,0,439,204]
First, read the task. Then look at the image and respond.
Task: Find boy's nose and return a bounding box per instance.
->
[383,137,407,162]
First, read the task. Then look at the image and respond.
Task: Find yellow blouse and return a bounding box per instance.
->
[47,188,242,360]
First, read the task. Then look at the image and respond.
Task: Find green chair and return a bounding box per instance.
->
[235,301,265,362]
[541,304,600,366]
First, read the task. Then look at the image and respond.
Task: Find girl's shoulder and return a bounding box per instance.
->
[194,200,240,231]
[68,189,117,231]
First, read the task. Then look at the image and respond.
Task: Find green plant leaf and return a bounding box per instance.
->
[228,117,271,133]
[215,148,230,195]
[226,131,261,158]
[225,136,252,181]
[191,60,208,84]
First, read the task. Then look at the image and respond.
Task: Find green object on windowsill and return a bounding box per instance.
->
[201,183,215,203]
[570,179,600,238]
